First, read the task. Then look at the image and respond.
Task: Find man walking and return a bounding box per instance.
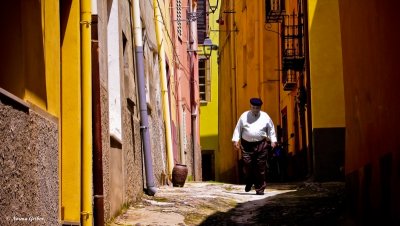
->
[232,98,277,195]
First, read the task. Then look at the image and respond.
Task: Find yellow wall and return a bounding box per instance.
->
[60,0,82,222]
[43,0,61,116]
[158,0,180,160]
[218,0,238,183]
[199,59,219,149]
[161,0,177,131]
[200,0,220,178]
[0,0,60,116]
[308,0,345,128]
[199,0,219,148]
[21,0,46,110]
[0,0,82,222]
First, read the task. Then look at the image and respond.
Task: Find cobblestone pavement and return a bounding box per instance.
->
[110,181,348,226]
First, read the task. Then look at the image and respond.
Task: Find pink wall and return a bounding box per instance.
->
[171,0,200,172]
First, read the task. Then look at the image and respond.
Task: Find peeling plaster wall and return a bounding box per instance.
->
[0,101,58,226]
[120,0,145,204]
[100,84,112,222]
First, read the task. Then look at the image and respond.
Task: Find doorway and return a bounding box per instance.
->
[202,150,215,181]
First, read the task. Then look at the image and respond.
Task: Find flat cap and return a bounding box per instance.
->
[250,98,263,106]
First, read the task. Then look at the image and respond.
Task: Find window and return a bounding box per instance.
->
[196,0,207,44]
[198,58,211,102]
[265,0,285,23]
[177,0,183,38]
[108,0,122,141]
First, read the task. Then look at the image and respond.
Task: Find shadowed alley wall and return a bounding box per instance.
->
[338,0,400,224]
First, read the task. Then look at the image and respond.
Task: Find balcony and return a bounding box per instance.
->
[265,0,285,23]
[282,48,305,71]
[281,14,305,71]
[282,70,297,91]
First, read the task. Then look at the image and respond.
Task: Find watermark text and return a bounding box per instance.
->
[13,216,45,222]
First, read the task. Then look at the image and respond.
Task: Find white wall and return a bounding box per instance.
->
[107,0,122,140]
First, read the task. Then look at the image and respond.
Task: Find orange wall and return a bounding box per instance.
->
[218,0,280,182]
[339,0,400,171]
[339,0,400,222]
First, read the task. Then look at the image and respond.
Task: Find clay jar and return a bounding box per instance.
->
[172,164,188,187]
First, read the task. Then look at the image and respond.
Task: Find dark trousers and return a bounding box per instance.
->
[241,138,269,193]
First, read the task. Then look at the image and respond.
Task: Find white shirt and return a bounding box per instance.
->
[232,110,277,143]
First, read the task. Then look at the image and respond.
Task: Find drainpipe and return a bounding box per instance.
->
[80,0,93,225]
[230,0,238,183]
[188,0,198,180]
[131,0,157,196]
[303,0,313,178]
[90,13,105,226]
[154,0,174,180]
[177,71,186,165]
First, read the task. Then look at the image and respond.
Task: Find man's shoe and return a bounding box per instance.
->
[255,182,266,195]
[245,184,252,192]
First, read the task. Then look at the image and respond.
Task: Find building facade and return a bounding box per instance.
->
[217,0,345,183]
[166,0,202,181]
[218,0,281,183]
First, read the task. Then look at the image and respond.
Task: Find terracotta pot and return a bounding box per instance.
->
[172,164,188,187]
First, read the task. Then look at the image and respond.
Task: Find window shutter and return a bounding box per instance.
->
[199,58,211,102]
[196,0,207,44]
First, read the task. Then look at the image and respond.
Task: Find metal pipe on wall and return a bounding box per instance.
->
[80,0,94,224]
[131,0,157,196]
[90,14,105,226]
[154,0,175,180]
[229,0,239,183]
[303,0,314,177]
[189,0,198,180]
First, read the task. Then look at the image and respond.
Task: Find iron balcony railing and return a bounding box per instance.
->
[282,70,297,91]
[281,13,305,71]
[265,0,285,23]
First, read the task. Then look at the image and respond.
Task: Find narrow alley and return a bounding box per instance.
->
[110,181,347,226]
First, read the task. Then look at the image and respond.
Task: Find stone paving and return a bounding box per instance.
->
[109,181,348,226]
